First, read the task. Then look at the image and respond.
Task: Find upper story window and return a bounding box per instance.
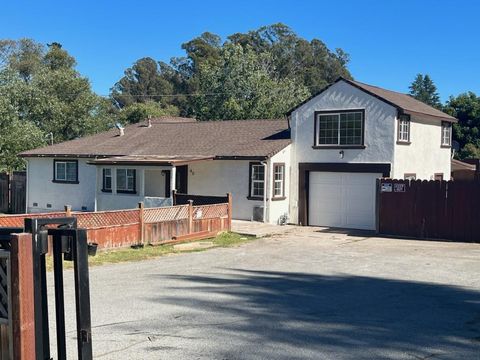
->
[116,169,136,193]
[53,160,78,183]
[249,163,265,199]
[397,114,411,143]
[272,163,285,199]
[441,122,452,147]
[314,110,364,148]
[102,168,112,192]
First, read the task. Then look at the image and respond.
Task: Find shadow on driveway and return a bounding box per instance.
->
[142,269,480,359]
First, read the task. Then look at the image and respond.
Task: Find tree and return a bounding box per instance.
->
[409,74,441,108]
[193,44,310,120]
[0,39,115,170]
[444,92,480,159]
[111,23,352,118]
[111,57,176,109]
[118,101,179,124]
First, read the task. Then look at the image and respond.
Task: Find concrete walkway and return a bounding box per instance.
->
[231,219,295,237]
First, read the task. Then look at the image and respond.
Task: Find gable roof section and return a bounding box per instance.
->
[287,77,457,122]
[20,119,291,160]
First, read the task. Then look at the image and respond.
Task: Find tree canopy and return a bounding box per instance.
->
[0,39,113,171]
[111,23,352,119]
[409,74,441,109]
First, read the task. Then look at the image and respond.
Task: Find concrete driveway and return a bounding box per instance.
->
[50,227,480,359]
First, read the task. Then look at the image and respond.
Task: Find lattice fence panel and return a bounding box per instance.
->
[144,205,189,223]
[193,204,228,219]
[75,209,140,228]
[0,212,66,228]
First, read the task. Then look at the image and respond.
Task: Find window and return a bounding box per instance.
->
[102,168,112,192]
[272,163,285,199]
[397,114,410,143]
[404,173,416,181]
[441,122,452,147]
[315,110,364,147]
[53,160,78,183]
[116,169,136,193]
[249,163,265,199]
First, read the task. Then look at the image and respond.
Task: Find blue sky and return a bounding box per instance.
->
[2,0,479,101]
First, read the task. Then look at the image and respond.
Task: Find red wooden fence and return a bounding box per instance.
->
[377,179,480,242]
[0,196,232,250]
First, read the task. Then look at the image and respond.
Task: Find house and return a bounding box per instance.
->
[20,78,457,230]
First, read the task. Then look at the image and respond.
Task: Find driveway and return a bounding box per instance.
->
[50,228,480,359]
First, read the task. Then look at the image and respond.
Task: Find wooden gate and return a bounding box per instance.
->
[377,179,480,243]
[0,172,26,214]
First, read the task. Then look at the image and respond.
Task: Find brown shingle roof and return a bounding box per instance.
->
[288,77,457,122]
[21,119,290,159]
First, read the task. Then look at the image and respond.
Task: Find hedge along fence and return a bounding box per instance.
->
[0,194,232,250]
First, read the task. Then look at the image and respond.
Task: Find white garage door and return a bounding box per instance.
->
[308,172,381,230]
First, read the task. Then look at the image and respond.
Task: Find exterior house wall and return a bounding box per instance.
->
[393,116,451,180]
[289,80,397,223]
[188,160,263,221]
[26,157,96,213]
[267,145,291,224]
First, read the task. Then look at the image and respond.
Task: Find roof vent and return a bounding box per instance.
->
[115,122,125,136]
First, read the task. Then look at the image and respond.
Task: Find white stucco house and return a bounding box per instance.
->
[20,78,457,230]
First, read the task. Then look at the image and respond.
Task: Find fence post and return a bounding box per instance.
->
[227,192,232,231]
[138,202,144,245]
[10,233,36,360]
[64,205,72,217]
[188,200,193,234]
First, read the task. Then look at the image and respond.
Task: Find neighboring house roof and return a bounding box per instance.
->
[451,159,477,172]
[288,77,457,123]
[20,119,291,160]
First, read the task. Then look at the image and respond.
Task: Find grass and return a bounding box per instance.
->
[46,232,254,271]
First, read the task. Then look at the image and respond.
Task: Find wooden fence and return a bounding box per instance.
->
[377,179,480,243]
[0,194,232,250]
[0,172,26,214]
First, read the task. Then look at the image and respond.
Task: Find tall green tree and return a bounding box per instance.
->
[444,92,480,159]
[0,39,114,170]
[111,23,351,118]
[409,74,442,108]
[193,44,309,120]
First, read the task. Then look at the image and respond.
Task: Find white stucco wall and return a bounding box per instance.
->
[267,145,291,224]
[289,80,397,223]
[188,160,264,221]
[393,116,451,180]
[26,157,96,213]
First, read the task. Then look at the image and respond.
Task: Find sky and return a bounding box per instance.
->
[1,0,479,101]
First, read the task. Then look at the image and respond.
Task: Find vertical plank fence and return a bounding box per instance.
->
[378,179,480,242]
[0,172,26,214]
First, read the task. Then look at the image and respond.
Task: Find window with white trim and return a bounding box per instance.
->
[116,169,136,193]
[316,111,364,146]
[397,115,410,143]
[54,160,78,182]
[102,168,112,192]
[250,163,265,198]
[273,163,285,198]
[441,122,452,146]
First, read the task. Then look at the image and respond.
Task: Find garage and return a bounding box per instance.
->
[308,172,381,230]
